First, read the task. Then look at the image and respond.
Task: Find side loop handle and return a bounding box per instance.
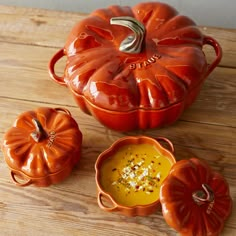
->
[11,171,32,187]
[48,48,67,86]
[156,137,174,153]
[203,36,222,77]
[97,192,118,212]
[55,107,72,116]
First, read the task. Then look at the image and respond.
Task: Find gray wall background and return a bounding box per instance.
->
[0,0,235,28]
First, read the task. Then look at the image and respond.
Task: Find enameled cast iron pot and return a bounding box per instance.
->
[48,2,222,131]
[1,107,82,187]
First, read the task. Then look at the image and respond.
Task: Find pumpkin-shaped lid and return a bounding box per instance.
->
[49,2,222,131]
[160,158,232,236]
[1,107,82,187]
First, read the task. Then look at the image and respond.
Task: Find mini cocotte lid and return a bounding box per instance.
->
[1,107,82,187]
[159,158,232,236]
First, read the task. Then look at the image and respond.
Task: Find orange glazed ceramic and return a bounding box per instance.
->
[1,107,82,187]
[160,158,232,236]
[95,136,176,216]
[49,2,222,131]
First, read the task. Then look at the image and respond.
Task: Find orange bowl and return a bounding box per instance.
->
[95,136,176,216]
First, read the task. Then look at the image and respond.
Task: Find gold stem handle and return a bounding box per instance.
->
[110,16,145,54]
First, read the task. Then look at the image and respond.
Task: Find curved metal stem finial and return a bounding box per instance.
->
[192,184,215,206]
[31,118,47,143]
[110,16,145,54]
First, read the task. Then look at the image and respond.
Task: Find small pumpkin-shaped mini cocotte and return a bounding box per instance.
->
[1,107,82,187]
[49,2,222,131]
[160,158,232,236]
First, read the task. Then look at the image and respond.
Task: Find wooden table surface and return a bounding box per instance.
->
[0,5,235,236]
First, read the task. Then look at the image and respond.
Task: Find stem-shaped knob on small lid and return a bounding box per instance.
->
[31,118,47,143]
[192,184,215,206]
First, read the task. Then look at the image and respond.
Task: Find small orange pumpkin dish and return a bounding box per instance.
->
[1,107,82,187]
[95,136,176,216]
[160,158,232,236]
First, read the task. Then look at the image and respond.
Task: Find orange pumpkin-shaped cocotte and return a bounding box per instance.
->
[49,2,222,131]
[160,158,232,236]
[1,107,82,187]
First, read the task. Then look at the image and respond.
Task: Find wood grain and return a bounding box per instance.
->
[0,5,235,68]
[0,5,235,236]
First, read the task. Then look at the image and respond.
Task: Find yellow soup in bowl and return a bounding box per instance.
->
[99,143,173,207]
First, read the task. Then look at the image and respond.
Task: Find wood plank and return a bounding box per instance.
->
[0,5,235,68]
[0,5,86,48]
[182,66,236,127]
[0,98,235,236]
[0,42,235,127]
[0,171,173,236]
[0,42,76,107]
